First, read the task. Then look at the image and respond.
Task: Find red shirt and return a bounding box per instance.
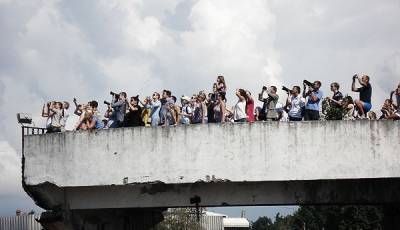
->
[246,98,255,122]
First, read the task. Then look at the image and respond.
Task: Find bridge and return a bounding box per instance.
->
[22,121,400,229]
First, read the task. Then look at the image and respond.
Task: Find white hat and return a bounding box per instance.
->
[181,95,191,101]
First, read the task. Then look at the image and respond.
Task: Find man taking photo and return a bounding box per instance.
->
[351,74,372,118]
[303,80,323,121]
[110,92,127,128]
[286,86,305,121]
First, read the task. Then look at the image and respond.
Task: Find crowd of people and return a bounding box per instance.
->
[41,75,400,133]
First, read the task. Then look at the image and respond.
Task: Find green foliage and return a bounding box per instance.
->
[153,208,203,230]
[322,99,344,120]
[251,216,274,230]
[273,213,295,230]
[252,206,384,230]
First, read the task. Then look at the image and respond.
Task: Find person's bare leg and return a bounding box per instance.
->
[355,100,365,117]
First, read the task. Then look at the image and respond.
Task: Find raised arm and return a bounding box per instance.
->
[74,111,86,130]
[352,77,358,92]
[111,99,126,108]
[303,84,308,98]
[42,104,48,117]
[87,118,96,130]
[73,98,78,107]
[238,94,246,102]
[258,92,264,102]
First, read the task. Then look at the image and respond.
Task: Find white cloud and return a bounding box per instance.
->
[0,141,20,194]
[0,141,40,215]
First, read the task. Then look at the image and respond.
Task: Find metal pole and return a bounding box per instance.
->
[21,126,24,156]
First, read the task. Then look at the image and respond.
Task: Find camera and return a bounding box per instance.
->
[104,101,111,106]
[110,91,120,100]
[303,80,313,87]
[352,74,358,80]
[282,86,293,94]
[262,86,267,91]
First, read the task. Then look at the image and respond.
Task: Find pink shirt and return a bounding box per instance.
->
[246,98,255,122]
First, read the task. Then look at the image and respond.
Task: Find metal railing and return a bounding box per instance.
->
[22,126,46,136]
[21,126,46,158]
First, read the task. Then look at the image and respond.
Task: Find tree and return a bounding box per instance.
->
[273,213,295,230]
[322,98,344,120]
[251,216,274,230]
[252,206,385,230]
[153,208,203,230]
[291,206,383,230]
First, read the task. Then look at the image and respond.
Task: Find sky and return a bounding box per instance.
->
[1,0,400,221]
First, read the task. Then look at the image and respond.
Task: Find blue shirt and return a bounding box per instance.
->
[150,100,161,119]
[93,116,104,129]
[306,90,323,111]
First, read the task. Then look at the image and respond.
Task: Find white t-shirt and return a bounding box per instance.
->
[288,95,305,118]
[64,110,80,131]
[234,100,247,121]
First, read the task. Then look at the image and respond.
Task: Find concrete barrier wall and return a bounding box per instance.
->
[24,121,400,187]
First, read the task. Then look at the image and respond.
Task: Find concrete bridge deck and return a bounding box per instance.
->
[22,120,400,212]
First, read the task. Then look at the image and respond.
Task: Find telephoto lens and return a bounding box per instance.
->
[303,80,313,87]
[282,86,290,92]
[104,101,111,105]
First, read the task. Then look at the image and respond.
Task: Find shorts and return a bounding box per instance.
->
[363,102,372,113]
